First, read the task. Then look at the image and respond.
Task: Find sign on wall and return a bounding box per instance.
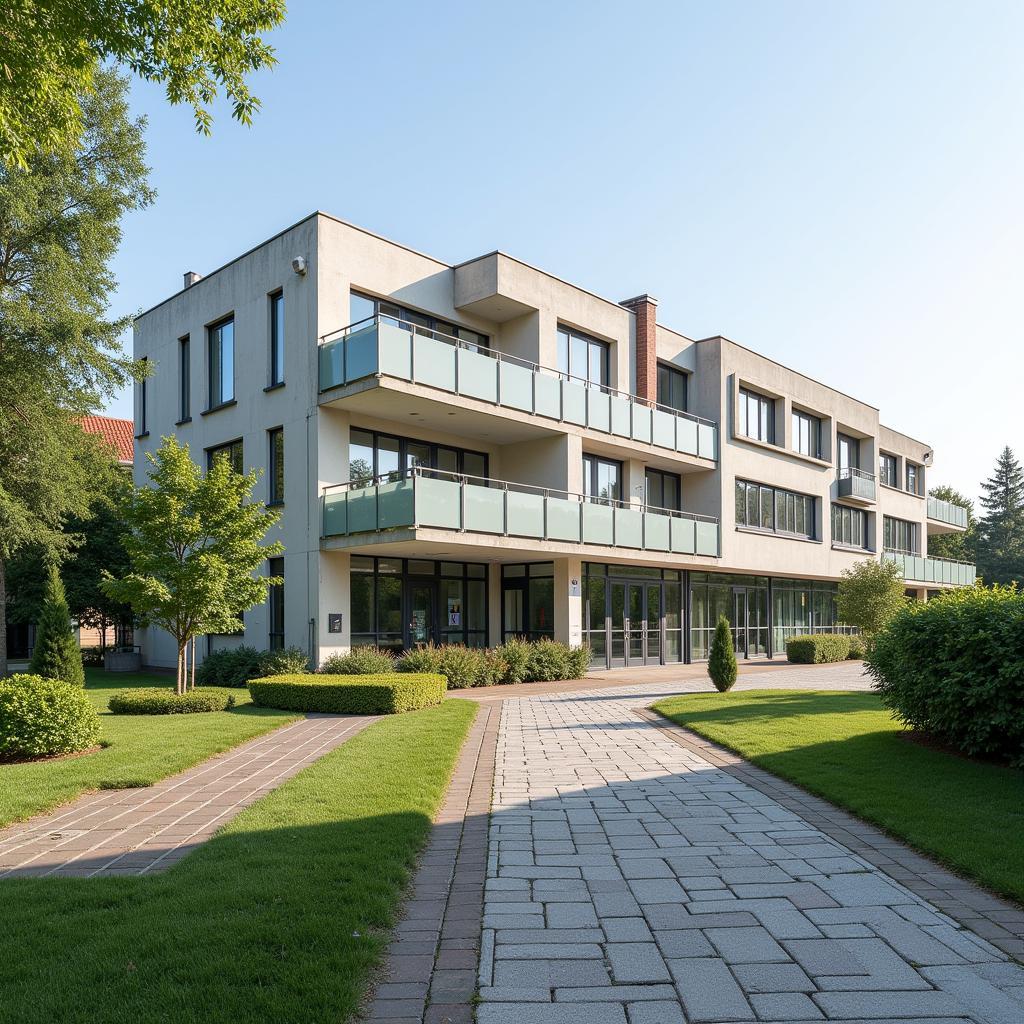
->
[328,613,343,634]
[569,577,581,598]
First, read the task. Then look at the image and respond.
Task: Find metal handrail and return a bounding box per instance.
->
[322,465,720,525]
[319,313,717,428]
[838,467,875,481]
[882,548,975,568]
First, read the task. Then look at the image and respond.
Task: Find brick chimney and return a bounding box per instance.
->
[620,294,659,404]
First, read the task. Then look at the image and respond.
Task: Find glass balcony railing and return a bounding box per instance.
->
[882,550,976,586]
[319,316,718,461]
[926,495,969,529]
[837,467,876,502]
[322,467,721,557]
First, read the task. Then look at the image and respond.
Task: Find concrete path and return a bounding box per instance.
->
[476,683,1024,1024]
[0,713,375,878]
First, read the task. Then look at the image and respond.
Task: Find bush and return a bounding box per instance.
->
[396,643,443,675]
[867,585,1024,766]
[837,558,907,644]
[499,636,531,683]
[0,674,100,759]
[708,615,737,692]
[525,638,571,682]
[29,565,85,687]
[196,645,263,687]
[108,688,236,715]
[320,646,396,675]
[80,646,104,668]
[786,634,851,664]
[257,646,309,676]
[565,644,592,679]
[248,674,445,714]
[478,648,507,686]
[438,645,486,689]
[847,635,865,660]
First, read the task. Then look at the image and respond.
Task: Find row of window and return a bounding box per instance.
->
[879,452,923,494]
[735,480,817,539]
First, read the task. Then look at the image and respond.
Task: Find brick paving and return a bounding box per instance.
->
[476,682,1024,1024]
[0,713,375,878]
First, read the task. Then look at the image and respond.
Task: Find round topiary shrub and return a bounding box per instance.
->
[0,674,101,760]
[108,688,236,715]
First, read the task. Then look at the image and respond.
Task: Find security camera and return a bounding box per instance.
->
[291,256,307,276]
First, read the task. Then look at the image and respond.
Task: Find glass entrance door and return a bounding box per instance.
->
[731,586,769,659]
[609,582,626,667]
[625,582,663,666]
[732,588,748,658]
[406,581,436,647]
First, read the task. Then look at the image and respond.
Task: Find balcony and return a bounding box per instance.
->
[927,495,969,531]
[837,467,876,504]
[882,550,976,587]
[319,316,717,462]
[322,467,721,558]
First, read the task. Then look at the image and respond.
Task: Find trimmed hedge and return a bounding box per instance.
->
[786,634,851,664]
[847,636,865,660]
[867,585,1024,766]
[0,675,100,760]
[108,688,236,715]
[248,674,446,714]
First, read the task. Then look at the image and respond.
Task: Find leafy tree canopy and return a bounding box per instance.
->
[836,558,907,643]
[1,0,285,167]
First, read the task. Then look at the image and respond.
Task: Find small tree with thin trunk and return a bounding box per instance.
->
[708,615,738,692]
[29,563,85,686]
[102,437,283,695]
[837,558,907,646]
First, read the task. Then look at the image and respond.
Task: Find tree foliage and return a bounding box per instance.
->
[708,615,737,692]
[0,68,149,674]
[926,484,977,562]
[103,437,283,695]
[836,558,907,643]
[1,0,285,167]
[976,447,1024,587]
[28,564,85,687]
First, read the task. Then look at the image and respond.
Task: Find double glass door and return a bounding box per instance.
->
[731,586,769,658]
[610,581,663,666]
[406,580,436,647]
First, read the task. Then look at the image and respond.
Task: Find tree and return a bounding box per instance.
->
[1,1,285,168]
[976,447,1024,587]
[0,69,150,675]
[103,437,283,695]
[708,615,738,692]
[29,564,85,686]
[926,485,977,562]
[837,558,907,644]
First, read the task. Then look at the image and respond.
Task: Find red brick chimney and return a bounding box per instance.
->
[620,294,659,404]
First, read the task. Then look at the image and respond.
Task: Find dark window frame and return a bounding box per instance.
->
[268,426,284,505]
[644,467,682,511]
[349,290,489,351]
[178,335,191,422]
[883,515,919,555]
[657,363,687,412]
[831,503,868,548]
[557,325,610,389]
[268,556,284,650]
[269,290,285,387]
[906,462,922,495]
[879,452,898,488]
[735,479,816,540]
[137,356,148,436]
[206,438,244,475]
[837,432,860,471]
[501,562,555,642]
[792,408,822,459]
[738,387,775,443]
[207,315,235,409]
[582,454,623,505]
[348,426,489,485]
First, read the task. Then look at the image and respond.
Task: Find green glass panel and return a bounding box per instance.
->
[377,322,411,379]
[534,372,561,418]
[506,490,545,538]
[463,482,505,533]
[610,395,632,437]
[413,334,456,392]
[457,348,498,403]
[415,477,461,529]
[499,361,534,412]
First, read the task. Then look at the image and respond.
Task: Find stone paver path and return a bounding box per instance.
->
[0,713,374,878]
[477,684,1024,1024]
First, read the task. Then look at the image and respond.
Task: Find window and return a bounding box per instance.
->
[583,455,622,505]
[268,428,284,504]
[883,515,919,554]
[348,291,488,350]
[558,326,609,389]
[906,462,921,495]
[208,316,235,408]
[735,480,815,539]
[137,356,148,435]
[178,336,191,422]
[738,388,774,443]
[837,433,860,471]
[269,291,284,386]
[502,563,554,641]
[879,452,897,488]
[657,364,687,412]
[792,409,821,459]
[348,427,488,485]
[645,468,680,511]
[831,504,868,548]
[268,557,284,650]
[206,439,244,474]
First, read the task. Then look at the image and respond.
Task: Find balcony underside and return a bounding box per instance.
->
[321,377,717,474]
[926,518,967,536]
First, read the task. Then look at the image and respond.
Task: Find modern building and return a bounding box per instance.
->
[132,213,974,670]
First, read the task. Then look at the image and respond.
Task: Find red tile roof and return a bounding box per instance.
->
[79,415,134,465]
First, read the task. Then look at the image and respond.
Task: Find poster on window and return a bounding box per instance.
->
[412,609,427,640]
[447,598,461,628]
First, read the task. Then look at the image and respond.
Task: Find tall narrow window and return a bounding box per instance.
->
[179,336,191,422]
[137,356,148,435]
[738,388,774,443]
[792,409,821,458]
[558,326,609,388]
[879,452,897,487]
[268,557,284,650]
[906,463,921,495]
[268,427,284,504]
[208,316,235,408]
[582,455,621,505]
[837,433,860,471]
[657,364,687,412]
[269,291,284,386]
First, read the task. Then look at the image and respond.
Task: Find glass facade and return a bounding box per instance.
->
[690,572,769,659]
[770,578,851,653]
[501,563,554,641]
[351,556,487,651]
[349,427,487,485]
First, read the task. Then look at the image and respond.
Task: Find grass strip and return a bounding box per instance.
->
[0,669,299,827]
[654,689,1024,903]
[0,697,477,1024]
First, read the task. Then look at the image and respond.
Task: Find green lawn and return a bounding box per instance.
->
[0,668,299,827]
[654,690,1024,903]
[0,697,477,1024]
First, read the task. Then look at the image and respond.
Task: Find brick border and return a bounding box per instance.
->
[637,707,1024,961]
[364,702,499,1023]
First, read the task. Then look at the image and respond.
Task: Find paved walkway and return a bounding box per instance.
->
[0,713,374,878]
[474,682,1024,1024]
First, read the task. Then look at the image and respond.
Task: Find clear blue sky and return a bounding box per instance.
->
[105,0,1024,508]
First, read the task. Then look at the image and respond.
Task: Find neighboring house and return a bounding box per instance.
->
[132,213,974,671]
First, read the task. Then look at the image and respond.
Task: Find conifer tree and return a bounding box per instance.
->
[708,615,738,692]
[977,447,1024,586]
[29,564,85,686]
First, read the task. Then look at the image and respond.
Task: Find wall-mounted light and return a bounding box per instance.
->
[291,256,307,276]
